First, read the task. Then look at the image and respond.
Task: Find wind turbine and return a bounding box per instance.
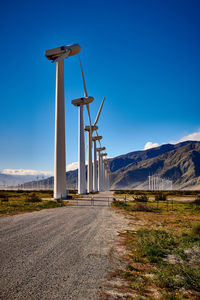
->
[92,135,102,192]
[71,62,94,194]
[96,147,106,191]
[101,153,107,191]
[45,44,81,199]
[85,98,105,192]
[104,159,110,190]
[78,59,106,193]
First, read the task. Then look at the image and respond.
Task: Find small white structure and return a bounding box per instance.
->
[45,44,81,199]
[148,175,173,191]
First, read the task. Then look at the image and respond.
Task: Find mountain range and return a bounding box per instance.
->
[41,140,200,190]
[109,141,200,190]
[1,141,200,190]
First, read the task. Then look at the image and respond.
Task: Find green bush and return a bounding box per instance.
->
[180,265,200,292]
[191,223,200,237]
[26,193,42,203]
[155,193,167,201]
[112,199,128,209]
[137,229,176,263]
[133,203,154,212]
[161,293,182,300]
[134,194,148,202]
[0,193,9,202]
[156,265,179,289]
[193,195,200,206]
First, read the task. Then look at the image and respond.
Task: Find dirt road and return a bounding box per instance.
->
[0,192,125,300]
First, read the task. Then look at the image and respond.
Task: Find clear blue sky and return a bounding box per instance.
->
[0,0,199,172]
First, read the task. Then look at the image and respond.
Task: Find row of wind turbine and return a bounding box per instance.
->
[72,59,107,194]
[45,43,110,198]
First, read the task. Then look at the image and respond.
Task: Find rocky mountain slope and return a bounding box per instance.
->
[2,141,199,190]
[62,141,200,190]
[110,141,200,190]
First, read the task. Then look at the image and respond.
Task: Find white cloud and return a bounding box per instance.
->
[66,162,79,172]
[144,130,200,150]
[1,162,83,177]
[177,131,200,143]
[1,169,53,176]
[66,161,90,172]
[144,142,159,150]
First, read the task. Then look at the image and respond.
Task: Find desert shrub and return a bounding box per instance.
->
[137,229,176,263]
[157,264,200,292]
[180,265,200,292]
[26,193,41,203]
[193,195,200,206]
[156,264,179,289]
[134,194,148,202]
[112,198,128,209]
[155,193,167,201]
[191,223,200,237]
[69,189,77,194]
[56,199,64,205]
[0,194,9,202]
[161,293,182,300]
[133,203,154,212]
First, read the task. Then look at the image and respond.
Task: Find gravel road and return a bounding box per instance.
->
[0,194,125,300]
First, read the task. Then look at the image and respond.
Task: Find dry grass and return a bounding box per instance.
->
[0,191,68,216]
[107,195,200,299]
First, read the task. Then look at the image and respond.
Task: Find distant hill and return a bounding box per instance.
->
[2,141,200,190]
[0,173,40,187]
[61,141,200,190]
[109,141,200,190]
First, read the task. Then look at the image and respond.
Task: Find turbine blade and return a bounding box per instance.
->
[95,129,101,146]
[79,57,88,97]
[86,104,92,127]
[93,97,105,126]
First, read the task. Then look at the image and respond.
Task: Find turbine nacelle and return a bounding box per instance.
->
[96,147,106,152]
[92,136,102,141]
[45,44,81,61]
[101,153,107,157]
[71,96,94,106]
[85,125,98,131]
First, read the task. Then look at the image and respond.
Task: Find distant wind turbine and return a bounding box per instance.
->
[71,58,94,194]
[78,59,105,193]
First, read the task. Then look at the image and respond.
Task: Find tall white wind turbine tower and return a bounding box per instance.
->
[45,44,81,199]
[71,94,94,194]
[104,159,110,190]
[92,135,102,192]
[101,153,107,191]
[78,60,106,193]
[78,59,94,193]
[71,58,94,194]
[96,147,106,191]
[85,98,105,193]
[100,152,107,191]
